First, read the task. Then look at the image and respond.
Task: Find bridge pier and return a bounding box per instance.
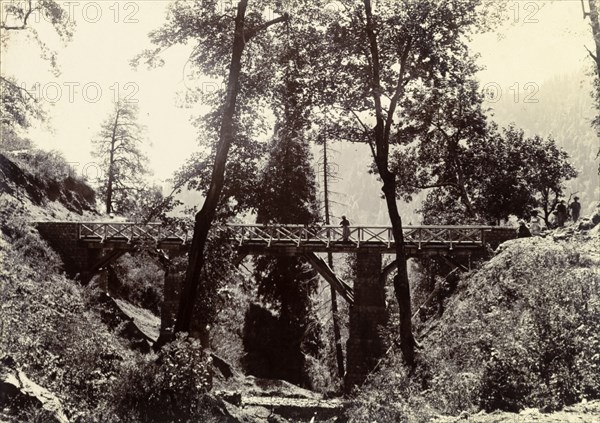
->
[159,263,184,343]
[345,252,388,390]
[158,257,211,347]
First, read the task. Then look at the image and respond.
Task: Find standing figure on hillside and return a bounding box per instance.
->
[569,197,581,222]
[529,210,542,236]
[340,215,350,242]
[517,220,532,238]
[556,200,568,227]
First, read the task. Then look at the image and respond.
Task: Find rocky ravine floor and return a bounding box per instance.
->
[432,400,600,423]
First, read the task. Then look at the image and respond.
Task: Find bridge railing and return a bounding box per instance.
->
[77,222,494,250]
[225,224,492,250]
[78,222,189,244]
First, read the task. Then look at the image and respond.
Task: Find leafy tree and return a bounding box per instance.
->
[170,112,265,222]
[467,126,575,224]
[92,100,149,214]
[418,125,577,226]
[583,0,600,77]
[1,0,74,130]
[138,0,289,338]
[387,58,577,227]
[309,0,498,365]
[392,56,488,220]
[582,0,600,170]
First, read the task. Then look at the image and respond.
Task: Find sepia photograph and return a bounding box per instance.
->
[1,0,599,421]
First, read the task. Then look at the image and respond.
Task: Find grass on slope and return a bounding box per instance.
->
[0,196,217,422]
[350,231,600,422]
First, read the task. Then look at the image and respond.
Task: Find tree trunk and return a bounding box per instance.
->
[363,0,415,366]
[106,109,120,214]
[323,137,345,378]
[381,169,416,366]
[174,0,249,339]
[589,0,600,75]
[174,1,288,340]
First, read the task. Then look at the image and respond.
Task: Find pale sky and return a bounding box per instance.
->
[0,0,595,183]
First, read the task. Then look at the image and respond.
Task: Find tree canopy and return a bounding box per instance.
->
[92,100,150,215]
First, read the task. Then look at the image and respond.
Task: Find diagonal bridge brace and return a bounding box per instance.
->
[303,252,354,305]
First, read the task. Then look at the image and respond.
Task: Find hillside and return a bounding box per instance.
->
[350,222,600,422]
[0,151,98,221]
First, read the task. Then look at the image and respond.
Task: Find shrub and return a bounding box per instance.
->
[0,196,62,277]
[110,252,164,315]
[112,334,214,422]
[13,149,72,182]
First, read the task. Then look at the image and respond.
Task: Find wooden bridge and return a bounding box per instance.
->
[36,220,516,390]
[76,222,503,257]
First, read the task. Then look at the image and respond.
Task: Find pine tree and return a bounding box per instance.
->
[245,67,322,387]
[92,100,149,214]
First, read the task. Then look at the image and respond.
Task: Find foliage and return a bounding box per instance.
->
[171,125,265,220]
[112,334,213,423]
[0,76,44,130]
[11,148,71,181]
[390,58,487,219]
[136,0,293,334]
[1,0,74,132]
[92,100,150,215]
[135,0,287,220]
[245,50,324,387]
[301,0,506,364]
[0,199,135,418]
[0,196,62,276]
[415,125,577,225]
[350,236,600,419]
[389,56,578,226]
[0,0,74,49]
[2,148,96,213]
[0,197,233,422]
[110,252,164,315]
[471,126,577,224]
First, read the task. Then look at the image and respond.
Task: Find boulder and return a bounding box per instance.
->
[0,356,69,423]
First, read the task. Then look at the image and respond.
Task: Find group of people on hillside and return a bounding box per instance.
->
[517,197,582,238]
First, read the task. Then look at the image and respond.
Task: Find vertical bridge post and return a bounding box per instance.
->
[345,252,388,390]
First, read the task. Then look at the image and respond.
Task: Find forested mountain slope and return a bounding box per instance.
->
[488,69,599,209]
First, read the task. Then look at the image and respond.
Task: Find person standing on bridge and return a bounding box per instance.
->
[340,216,350,242]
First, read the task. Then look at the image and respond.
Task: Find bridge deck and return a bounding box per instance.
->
[75,222,497,255]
